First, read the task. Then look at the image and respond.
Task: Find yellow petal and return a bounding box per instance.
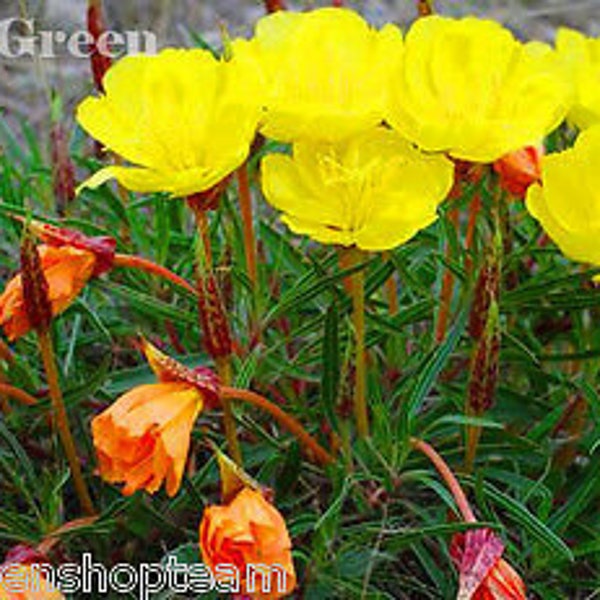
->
[260,128,454,251]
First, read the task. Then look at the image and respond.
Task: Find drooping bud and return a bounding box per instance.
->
[139,337,220,407]
[451,528,526,600]
[22,219,116,276]
[196,271,233,360]
[87,0,112,92]
[20,230,52,334]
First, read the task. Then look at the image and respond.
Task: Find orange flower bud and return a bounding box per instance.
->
[92,382,205,497]
[199,488,296,599]
[0,245,97,341]
[493,146,543,198]
[92,339,219,496]
[451,529,526,600]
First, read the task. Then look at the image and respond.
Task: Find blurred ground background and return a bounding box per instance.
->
[0,0,598,129]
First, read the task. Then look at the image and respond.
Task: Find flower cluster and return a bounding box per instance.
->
[2,4,600,599]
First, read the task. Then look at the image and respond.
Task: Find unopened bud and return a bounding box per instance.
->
[50,123,76,216]
[87,0,112,92]
[197,271,233,360]
[20,232,52,334]
[468,251,500,339]
[467,301,500,413]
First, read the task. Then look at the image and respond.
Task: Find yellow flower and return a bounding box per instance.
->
[233,8,402,142]
[556,28,600,130]
[260,128,454,251]
[526,125,600,267]
[387,16,571,162]
[76,48,261,197]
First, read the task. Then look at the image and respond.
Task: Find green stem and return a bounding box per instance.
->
[216,356,243,466]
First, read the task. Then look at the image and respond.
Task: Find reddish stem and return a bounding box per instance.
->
[221,386,334,466]
[411,437,476,523]
[0,338,13,364]
[237,163,258,288]
[113,254,197,295]
[0,383,38,407]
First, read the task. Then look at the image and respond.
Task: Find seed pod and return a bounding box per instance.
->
[20,231,52,334]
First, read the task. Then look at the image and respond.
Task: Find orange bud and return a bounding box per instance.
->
[0,245,97,341]
[92,382,205,497]
[199,488,296,599]
[92,340,220,496]
[493,146,543,198]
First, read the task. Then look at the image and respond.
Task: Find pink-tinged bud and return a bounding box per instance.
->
[4,545,49,567]
[451,529,526,599]
[197,272,233,360]
[493,146,543,198]
[50,123,76,216]
[87,0,112,92]
[467,301,500,414]
[25,219,116,276]
[20,232,52,334]
[139,337,220,408]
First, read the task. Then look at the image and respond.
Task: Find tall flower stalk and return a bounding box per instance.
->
[346,247,369,438]
[20,231,95,516]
